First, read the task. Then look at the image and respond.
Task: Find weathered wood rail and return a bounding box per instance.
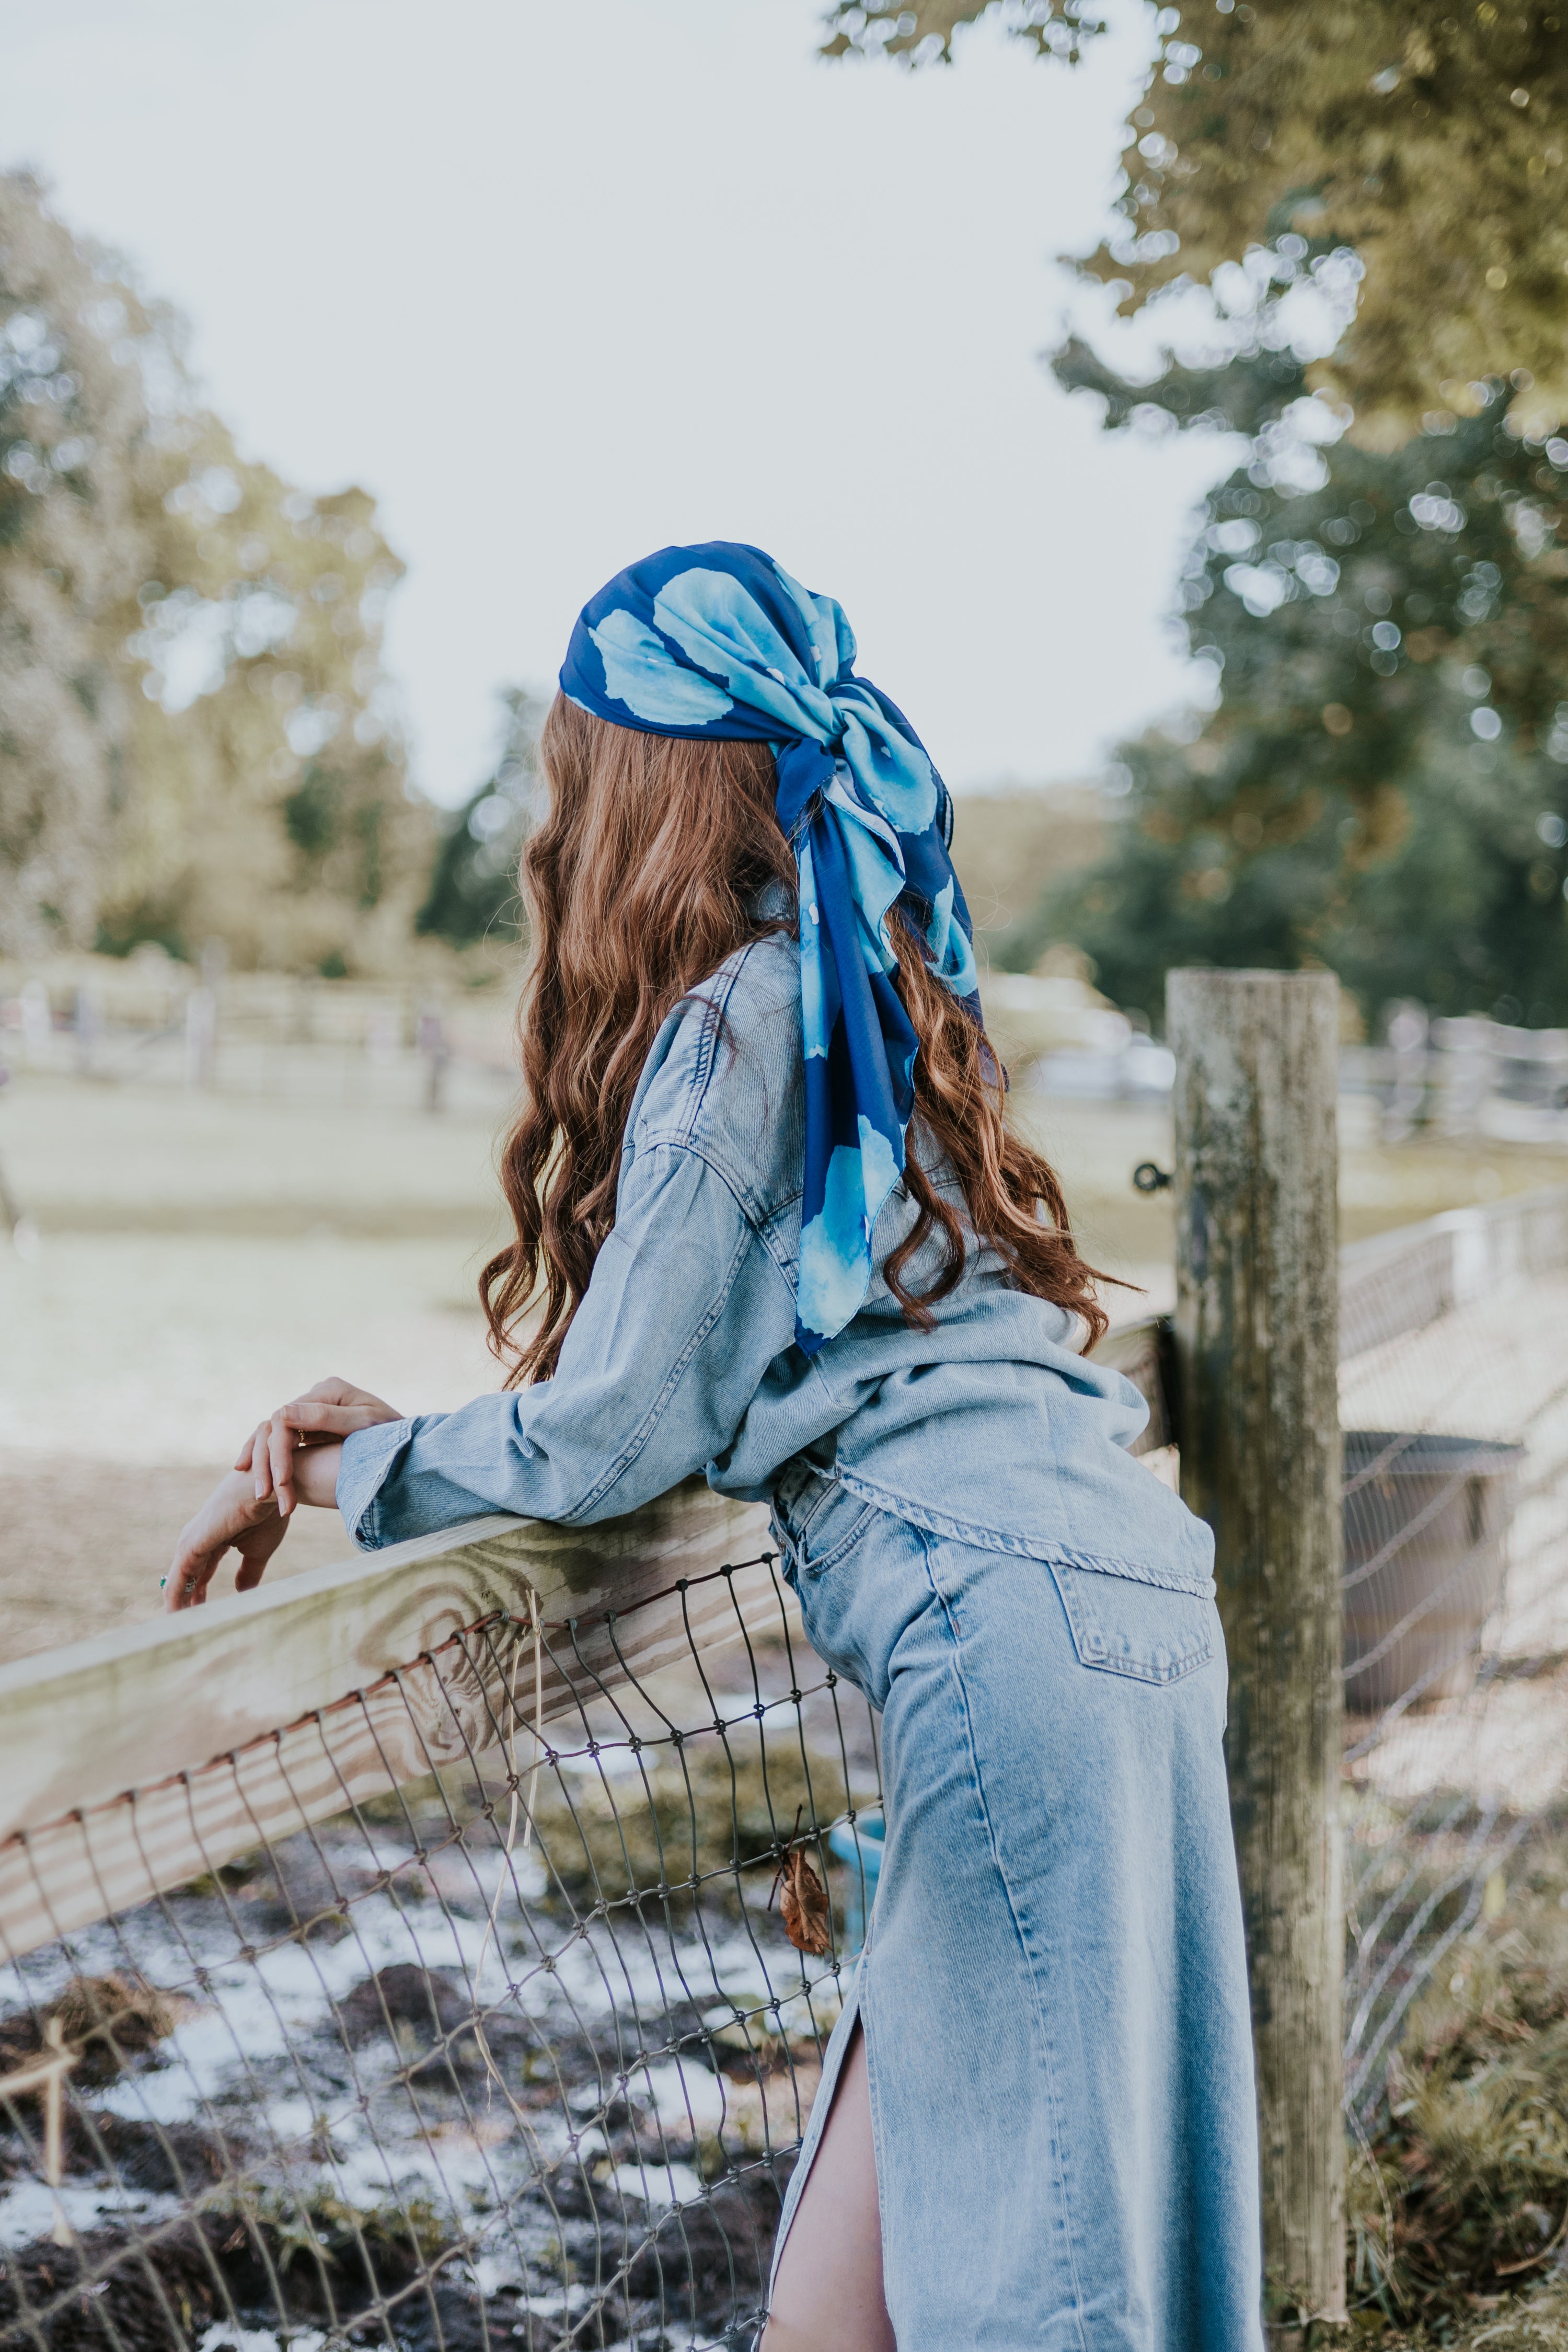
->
[0,1481,774,1962]
[1339,1181,1568,1358]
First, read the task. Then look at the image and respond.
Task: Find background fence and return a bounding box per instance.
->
[0,963,517,1124]
[13,961,1568,1140]
[1343,1009,1568,1145]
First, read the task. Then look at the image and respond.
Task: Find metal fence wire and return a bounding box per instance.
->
[0,1552,883,2352]
[1338,1187,1568,2117]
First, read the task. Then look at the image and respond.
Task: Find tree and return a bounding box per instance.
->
[821,0,1568,440]
[0,170,432,971]
[417,689,544,950]
[1003,327,1568,1022]
[821,6,1568,1016]
[0,175,149,954]
[106,444,433,974]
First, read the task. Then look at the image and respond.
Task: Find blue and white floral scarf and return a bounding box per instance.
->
[561,541,982,1356]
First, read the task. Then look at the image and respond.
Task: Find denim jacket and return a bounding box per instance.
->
[337,932,1214,1590]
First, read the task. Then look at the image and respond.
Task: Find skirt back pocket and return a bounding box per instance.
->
[1049,1561,1215,1687]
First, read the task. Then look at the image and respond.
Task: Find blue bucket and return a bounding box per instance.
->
[827,1813,885,1955]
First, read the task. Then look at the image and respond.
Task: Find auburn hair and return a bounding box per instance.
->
[481,693,1109,1383]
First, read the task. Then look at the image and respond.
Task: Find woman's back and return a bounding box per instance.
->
[337,925,1212,1596]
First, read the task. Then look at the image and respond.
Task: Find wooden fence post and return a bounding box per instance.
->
[1167,969,1345,2337]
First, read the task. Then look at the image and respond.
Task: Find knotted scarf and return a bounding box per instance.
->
[560,541,982,1355]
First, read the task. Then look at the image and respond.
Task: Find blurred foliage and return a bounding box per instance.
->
[820,0,1102,65]
[821,0,1568,441]
[1004,330,1568,1024]
[1,174,144,954]
[0,170,434,973]
[417,688,543,949]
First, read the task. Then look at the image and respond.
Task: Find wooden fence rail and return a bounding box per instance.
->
[0,1482,773,1962]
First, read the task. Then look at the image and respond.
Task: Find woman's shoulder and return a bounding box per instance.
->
[703,926,801,1041]
[624,930,804,1194]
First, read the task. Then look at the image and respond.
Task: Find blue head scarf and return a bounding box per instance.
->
[560,541,982,1357]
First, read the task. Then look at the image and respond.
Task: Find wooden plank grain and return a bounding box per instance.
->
[0,1548,788,1963]
[0,1480,771,1845]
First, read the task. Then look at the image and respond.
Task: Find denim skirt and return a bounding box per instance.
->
[767,1467,1263,2351]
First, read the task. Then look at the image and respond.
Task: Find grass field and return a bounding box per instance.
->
[3,1051,1566,1668]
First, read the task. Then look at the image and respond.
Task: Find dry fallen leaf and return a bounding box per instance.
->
[778,1846,832,1957]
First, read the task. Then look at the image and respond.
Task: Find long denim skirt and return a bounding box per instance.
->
[767,1468,1263,2351]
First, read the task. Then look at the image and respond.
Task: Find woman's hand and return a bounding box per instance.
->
[165,1439,348,1612]
[164,1471,290,1612]
[236,1377,402,1517]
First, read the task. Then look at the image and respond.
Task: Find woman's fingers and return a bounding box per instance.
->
[251,1423,275,1501]
[165,1471,285,1611]
[279,1399,397,1438]
[233,1516,291,1592]
[168,1516,229,1607]
[269,1410,297,1515]
[298,1377,402,1416]
[164,1537,222,1612]
[233,1381,400,1501]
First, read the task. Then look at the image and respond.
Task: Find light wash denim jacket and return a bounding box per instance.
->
[337,932,1214,1590]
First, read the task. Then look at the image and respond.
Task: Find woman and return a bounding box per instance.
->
[166,543,1262,2350]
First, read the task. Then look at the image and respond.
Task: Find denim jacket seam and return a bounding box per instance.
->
[557,1208,759,1521]
[628,941,802,1219]
[834,1467,1214,1594]
[675,949,752,1145]
[625,1130,802,1282]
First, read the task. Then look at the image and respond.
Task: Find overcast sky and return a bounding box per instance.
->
[0,0,1230,806]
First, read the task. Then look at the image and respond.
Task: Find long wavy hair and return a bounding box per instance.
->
[481,693,1109,1383]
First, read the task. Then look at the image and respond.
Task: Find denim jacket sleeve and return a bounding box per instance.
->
[335,1045,801,1548]
[332,927,1215,1581]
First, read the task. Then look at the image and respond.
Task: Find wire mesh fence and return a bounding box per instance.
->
[0,1547,883,2352]
[1338,1191,1568,2118]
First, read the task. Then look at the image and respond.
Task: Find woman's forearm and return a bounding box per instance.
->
[292,1440,344,1510]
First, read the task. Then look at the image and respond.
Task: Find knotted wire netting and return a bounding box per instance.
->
[0,1553,883,2352]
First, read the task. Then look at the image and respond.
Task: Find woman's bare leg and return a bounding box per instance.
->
[761,2022,895,2351]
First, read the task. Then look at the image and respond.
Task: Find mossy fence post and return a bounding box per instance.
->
[1167,969,1346,2339]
